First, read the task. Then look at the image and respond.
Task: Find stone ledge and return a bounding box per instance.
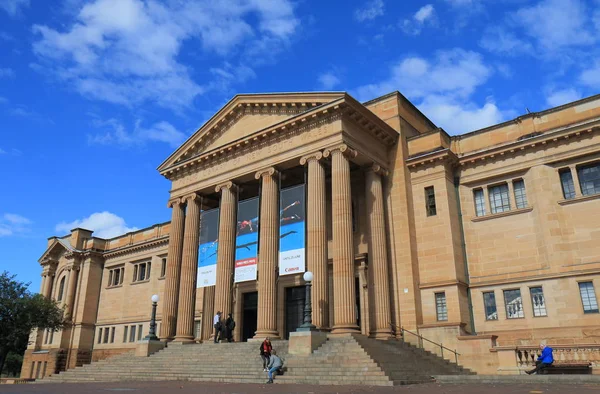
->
[471,206,533,222]
[558,193,600,206]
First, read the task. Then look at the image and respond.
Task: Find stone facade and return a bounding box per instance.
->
[23,91,600,378]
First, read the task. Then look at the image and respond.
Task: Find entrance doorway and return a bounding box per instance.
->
[285,286,306,339]
[242,291,258,342]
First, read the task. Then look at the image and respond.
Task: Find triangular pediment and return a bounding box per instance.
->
[39,238,73,263]
[158,92,345,172]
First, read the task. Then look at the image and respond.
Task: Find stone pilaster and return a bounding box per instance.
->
[324,144,360,335]
[160,198,186,340]
[64,264,79,320]
[201,286,215,341]
[254,167,280,339]
[365,165,393,339]
[174,193,202,342]
[214,182,238,318]
[300,152,329,330]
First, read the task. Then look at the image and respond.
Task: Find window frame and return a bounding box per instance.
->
[529,286,547,317]
[160,257,167,278]
[473,188,486,217]
[513,179,528,209]
[57,276,66,301]
[425,186,437,217]
[482,291,498,321]
[434,292,448,322]
[503,288,525,319]
[488,183,511,214]
[577,162,600,196]
[559,168,576,200]
[132,261,151,283]
[578,281,599,314]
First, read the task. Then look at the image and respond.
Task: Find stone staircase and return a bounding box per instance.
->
[41,334,472,386]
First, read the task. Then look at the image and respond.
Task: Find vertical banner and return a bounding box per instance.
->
[279,184,306,276]
[234,198,259,283]
[197,209,219,288]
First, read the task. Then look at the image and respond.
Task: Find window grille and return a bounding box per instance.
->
[578,163,600,196]
[579,282,599,314]
[513,180,528,209]
[483,292,498,320]
[474,188,486,216]
[504,289,524,318]
[489,184,510,214]
[559,169,576,199]
[435,292,448,321]
[425,186,437,216]
[530,287,547,317]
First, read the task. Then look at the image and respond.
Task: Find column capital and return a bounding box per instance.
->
[366,163,389,177]
[65,262,81,272]
[182,193,202,205]
[167,197,183,208]
[323,144,357,159]
[254,167,278,180]
[215,181,238,193]
[299,151,323,165]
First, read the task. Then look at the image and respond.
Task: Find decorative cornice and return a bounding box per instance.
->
[254,167,278,180]
[323,143,358,159]
[299,151,323,165]
[406,148,459,170]
[215,181,238,193]
[103,236,169,259]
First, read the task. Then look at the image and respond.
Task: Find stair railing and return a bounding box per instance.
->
[390,323,460,365]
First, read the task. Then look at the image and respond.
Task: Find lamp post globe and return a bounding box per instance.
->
[298,271,316,331]
[145,294,160,340]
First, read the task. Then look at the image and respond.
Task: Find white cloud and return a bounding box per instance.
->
[87,118,187,148]
[0,148,5,154]
[354,49,510,134]
[317,72,341,90]
[31,0,299,110]
[354,0,384,22]
[0,0,30,17]
[0,68,15,78]
[546,88,582,107]
[56,211,138,239]
[579,62,600,88]
[0,213,32,237]
[401,4,436,35]
[479,27,533,55]
[514,0,596,50]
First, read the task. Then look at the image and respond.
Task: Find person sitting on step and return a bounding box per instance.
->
[526,342,554,375]
[266,349,283,384]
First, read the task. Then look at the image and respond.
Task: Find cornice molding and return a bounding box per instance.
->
[103,236,169,259]
[407,148,459,170]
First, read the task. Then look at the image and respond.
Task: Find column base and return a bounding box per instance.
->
[330,324,360,336]
[172,335,195,344]
[252,330,280,340]
[370,329,393,340]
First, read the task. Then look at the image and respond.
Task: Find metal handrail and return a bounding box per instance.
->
[390,323,460,365]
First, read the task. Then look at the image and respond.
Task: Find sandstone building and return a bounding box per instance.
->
[22,92,600,378]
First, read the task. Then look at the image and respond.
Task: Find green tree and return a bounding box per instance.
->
[0,271,64,377]
[3,353,23,377]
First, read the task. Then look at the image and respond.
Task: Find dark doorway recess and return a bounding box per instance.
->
[242,291,258,342]
[285,286,306,339]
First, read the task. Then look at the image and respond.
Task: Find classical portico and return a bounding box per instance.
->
[157,93,398,341]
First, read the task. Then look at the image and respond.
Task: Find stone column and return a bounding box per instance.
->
[324,144,360,334]
[214,182,238,318]
[254,168,280,339]
[365,165,393,339]
[160,199,186,340]
[64,265,79,320]
[174,193,202,342]
[300,152,329,330]
[201,286,215,341]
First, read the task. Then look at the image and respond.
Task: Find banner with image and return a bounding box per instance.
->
[279,184,306,276]
[197,208,220,288]
[234,197,259,283]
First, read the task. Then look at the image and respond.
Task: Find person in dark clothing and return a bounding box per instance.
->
[259,337,273,371]
[526,343,554,375]
[224,313,236,343]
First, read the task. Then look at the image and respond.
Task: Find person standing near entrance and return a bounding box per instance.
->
[224,313,236,342]
[259,337,272,371]
[213,311,222,343]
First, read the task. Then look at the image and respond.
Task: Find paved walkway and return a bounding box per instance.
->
[1,381,599,394]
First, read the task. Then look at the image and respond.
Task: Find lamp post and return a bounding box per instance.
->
[298,271,316,331]
[145,294,160,340]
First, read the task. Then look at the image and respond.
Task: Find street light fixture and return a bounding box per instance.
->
[298,271,316,331]
[145,294,160,340]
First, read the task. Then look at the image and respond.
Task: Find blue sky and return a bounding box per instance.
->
[1,0,599,291]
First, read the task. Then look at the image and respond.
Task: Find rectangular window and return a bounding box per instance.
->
[435,292,448,321]
[49,330,54,344]
[133,262,150,282]
[577,162,600,196]
[160,258,167,278]
[129,325,136,342]
[123,326,128,343]
[579,282,599,314]
[513,179,528,209]
[108,267,124,287]
[489,183,510,214]
[108,270,113,287]
[98,328,102,344]
[560,169,576,199]
[425,186,437,216]
[110,327,115,343]
[503,289,524,319]
[474,188,486,217]
[530,287,547,317]
[103,327,110,343]
[483,292,498,320]
[137,324,143,340]
[194,320,202,339]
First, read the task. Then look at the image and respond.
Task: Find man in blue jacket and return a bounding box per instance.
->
[526,343,554,375]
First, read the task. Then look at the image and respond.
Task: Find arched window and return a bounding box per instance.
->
[57,276,66,301]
